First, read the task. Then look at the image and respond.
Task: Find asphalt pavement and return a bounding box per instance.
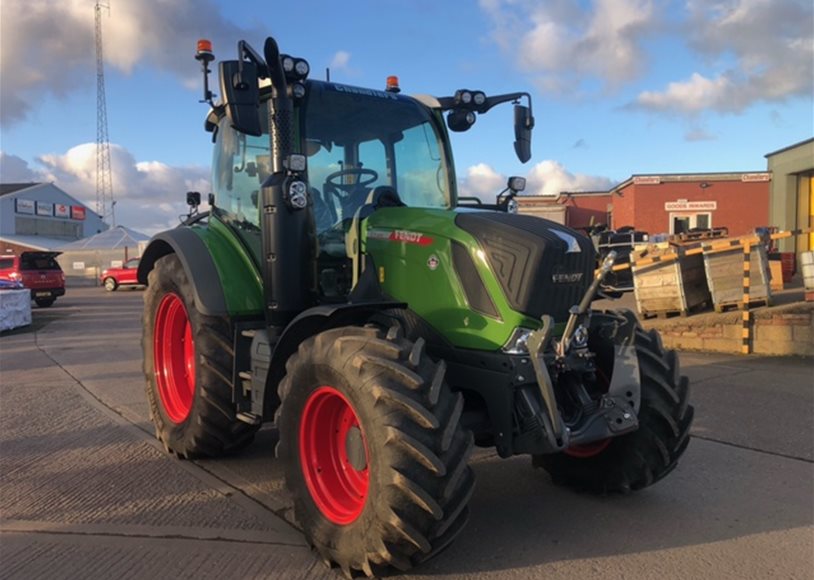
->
[1,287,812,579]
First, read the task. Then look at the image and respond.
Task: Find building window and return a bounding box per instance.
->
[670,212,712,234]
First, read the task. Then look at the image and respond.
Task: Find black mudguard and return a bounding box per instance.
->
[137,228,228,317]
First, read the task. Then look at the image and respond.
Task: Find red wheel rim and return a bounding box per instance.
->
[153,293,195,423]
[565,438,612,458]
[299,386,369,525]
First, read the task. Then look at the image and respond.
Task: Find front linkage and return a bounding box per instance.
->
[523,251,641,453]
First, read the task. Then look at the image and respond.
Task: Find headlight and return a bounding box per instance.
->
[503,327,533,354]
[294,59,310,78]
[291,82,306,99]
[288,181,308,209]
[506,198,518,213]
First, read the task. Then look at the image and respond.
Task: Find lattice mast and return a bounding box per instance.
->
[95,1,115,226]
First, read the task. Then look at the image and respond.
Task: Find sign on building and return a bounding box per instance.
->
[633,176,662,185]
[15,199,35,214]
[54,203,70,218]
[741,173,771,182]
[664,200,717,211]
[71,206,86,220]
[36,201,54,216]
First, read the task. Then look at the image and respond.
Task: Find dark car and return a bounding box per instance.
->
[101,258,142,291]
[0,252,66,307]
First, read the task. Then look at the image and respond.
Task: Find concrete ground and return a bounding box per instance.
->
[0,287,812,579]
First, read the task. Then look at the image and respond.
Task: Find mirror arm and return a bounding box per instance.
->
[482,92,532,116]
[237,40,269,78]
[436,91,533,119]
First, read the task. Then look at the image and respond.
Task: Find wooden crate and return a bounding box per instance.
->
[703,244,772,311]
[768,259,784,292]
[632,251,710,317]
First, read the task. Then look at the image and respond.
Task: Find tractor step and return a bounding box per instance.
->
[236,412,262,425]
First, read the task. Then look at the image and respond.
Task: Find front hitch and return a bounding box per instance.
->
[527,315,569,452]
[523,252,643,453]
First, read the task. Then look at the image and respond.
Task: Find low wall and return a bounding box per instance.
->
[644,303,814,357]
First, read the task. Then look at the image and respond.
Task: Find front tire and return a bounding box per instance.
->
[276,325,475,577]
[534,327,693,493]
[104,277,118,291]
[143,253,258,458]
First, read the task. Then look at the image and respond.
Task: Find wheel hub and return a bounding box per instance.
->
[345,426,367,471]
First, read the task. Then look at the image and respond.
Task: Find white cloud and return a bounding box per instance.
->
[635,0,813,115]
[18,143,210,235]
[459,161,613,201]
[480,0,657,93]
[0,0,260,125]
[636,72,735,113]
[526,160,614,195]
[330,51,352,71]
[481,0,812,114]
[458,163,507,201]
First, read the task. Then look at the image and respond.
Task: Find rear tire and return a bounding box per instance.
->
[276,325,475,577]
[143,253,258,458]
[104,277,118,291]
[534,328,693,493]
[34,298,55,307]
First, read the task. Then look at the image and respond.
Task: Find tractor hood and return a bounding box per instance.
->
[454,212,596,323]
[363,207,595,351]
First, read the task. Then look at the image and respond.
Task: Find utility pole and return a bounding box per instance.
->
[95,1,115,227]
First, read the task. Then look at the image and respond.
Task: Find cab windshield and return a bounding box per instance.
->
[303,83,452,233]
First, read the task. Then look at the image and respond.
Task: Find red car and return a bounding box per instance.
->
[101,258,142,291]
[0,252,66,307]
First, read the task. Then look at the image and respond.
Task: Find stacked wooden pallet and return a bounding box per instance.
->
[630,243,710,319]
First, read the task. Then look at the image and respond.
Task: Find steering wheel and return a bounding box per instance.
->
[324,168,379,195]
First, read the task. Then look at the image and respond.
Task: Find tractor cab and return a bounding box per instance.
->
[208,80,457,298]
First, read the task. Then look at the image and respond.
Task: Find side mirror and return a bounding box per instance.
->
[513,104,534,163]
[219,60,262,136]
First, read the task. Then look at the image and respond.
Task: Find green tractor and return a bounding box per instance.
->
[138,36,692,576]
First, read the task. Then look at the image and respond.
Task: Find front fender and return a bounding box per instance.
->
[258,302,406,417]
[137,228,228,317]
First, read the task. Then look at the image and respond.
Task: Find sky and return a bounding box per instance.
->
[0,0,812,235]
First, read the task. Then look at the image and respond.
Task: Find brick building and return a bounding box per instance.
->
[610,172,770,236]
[518,171,771,237]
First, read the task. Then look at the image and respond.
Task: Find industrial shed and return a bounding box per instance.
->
[57,226,149,286]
